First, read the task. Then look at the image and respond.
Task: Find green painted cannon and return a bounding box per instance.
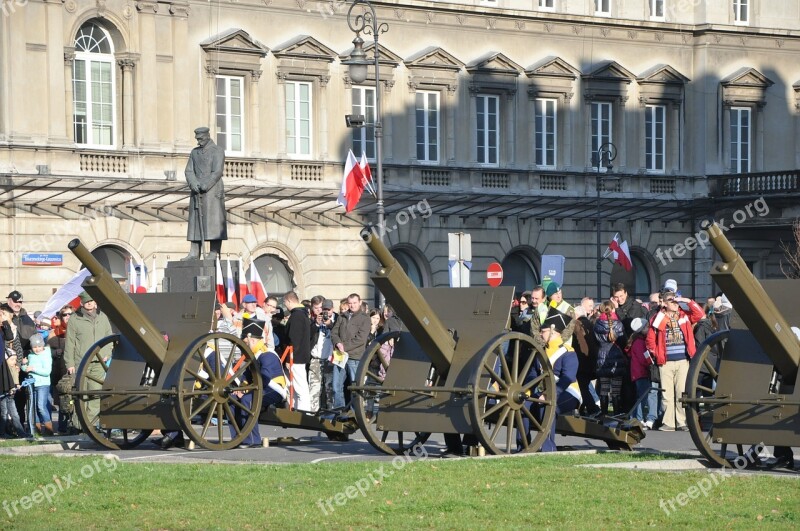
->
[352,229,645,455]
[681,222,800,467]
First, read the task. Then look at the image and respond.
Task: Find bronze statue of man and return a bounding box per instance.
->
[182,126,227,261]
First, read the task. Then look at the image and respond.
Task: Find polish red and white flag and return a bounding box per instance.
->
[249,262,268,307]
[238,259,248,308]
[129,259,138,294]
[215,256,226,305]
[608,233,633,272]
[336,150,366,213]
[226,259,236,308]
[359,152,376,198]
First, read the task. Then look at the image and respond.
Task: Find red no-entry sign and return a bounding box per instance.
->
[487,262,503,287]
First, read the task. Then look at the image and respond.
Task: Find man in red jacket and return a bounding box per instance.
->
[646,291,705,431]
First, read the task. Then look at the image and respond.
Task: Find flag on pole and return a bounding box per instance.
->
[607,233,633,272]
[336,150,366,213]
[40,268,91,319]
[137,260,147,293]
[237,259,248,308]
[215,256,226,305]
[226,259,236,308]
[359,152,376,198]
[249,261,267,306]
[129,259,137,294]
[149,256,158,293]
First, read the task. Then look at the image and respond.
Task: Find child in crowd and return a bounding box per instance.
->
[626,317,659,429]
[21,334,53,436]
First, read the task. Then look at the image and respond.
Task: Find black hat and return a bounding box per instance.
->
[322,299,334,310]
[241,318,265,339]
[7,290,22,302]
[543,307,572,333]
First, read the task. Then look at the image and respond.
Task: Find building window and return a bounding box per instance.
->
[351,86,375,160]
[476,94,499,166]
[650,0,664,19]
[730,107,751,173]
[539,0,555,10]
[734,0,749,24]
[595,0,611,15]
[215,76,243,153]
[535,98,557,168]
[415,91,440,163]
[645,105,665,173]
[285,81,312,157]
[591,101,613,166]
[72,22,115,147]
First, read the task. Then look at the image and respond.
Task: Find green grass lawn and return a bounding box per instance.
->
[0,452,796,529]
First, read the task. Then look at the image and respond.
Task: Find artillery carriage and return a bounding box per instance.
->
[681,222,800,467]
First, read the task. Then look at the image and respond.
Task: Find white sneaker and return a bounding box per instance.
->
[645,420,654,430]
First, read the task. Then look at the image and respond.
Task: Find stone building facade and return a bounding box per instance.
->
[1,0,799,310]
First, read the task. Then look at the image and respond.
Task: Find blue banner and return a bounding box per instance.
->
[540,255,565,290]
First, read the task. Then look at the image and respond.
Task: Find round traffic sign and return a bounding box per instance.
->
[487,262,503,287]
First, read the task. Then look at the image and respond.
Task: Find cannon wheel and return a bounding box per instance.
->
[685,330,750,468]
[352,331,431,455]
[73,334,153,450]
[176,333,263,451]
[470,332,556,455]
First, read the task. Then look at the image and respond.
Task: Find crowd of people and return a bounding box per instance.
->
[2,280,736,451]
[511,279,732,436]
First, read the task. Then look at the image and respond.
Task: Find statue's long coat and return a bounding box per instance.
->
[184,140,227,241]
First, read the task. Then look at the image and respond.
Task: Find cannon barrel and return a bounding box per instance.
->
[68,239,168,368]
[705,222,799,382]
[362,230,456,376]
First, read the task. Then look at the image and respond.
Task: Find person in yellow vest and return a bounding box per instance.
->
[539,307,582,452]
[545,282,576,344]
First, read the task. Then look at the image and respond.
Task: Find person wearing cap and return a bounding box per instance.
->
[181,126,227,261]
[63,291,113,432]
[309,296,335,412]
[712,293,733,331]
[237,294,274,352]
[535,307,582,452]
[5,291,36,355]
[625,317,658,429]
[226,317,287,448]
[646,289,705,431]
[283,291,312,412]
[21,333,54,436]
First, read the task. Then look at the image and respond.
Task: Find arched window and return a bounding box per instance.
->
[501,251,539,295]
[73,22,116,147]
[248,254,295,301]
[391,249,426,288]
[632,253,653,300]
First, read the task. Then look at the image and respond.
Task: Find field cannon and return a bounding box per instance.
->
[681,222,800,467]
[67,240,357,450]
[352,229,645,455]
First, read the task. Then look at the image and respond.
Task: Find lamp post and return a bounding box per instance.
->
[344,0,388,237]
[594,142,617,301]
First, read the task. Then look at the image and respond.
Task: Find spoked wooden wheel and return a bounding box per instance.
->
[684,330,747,468]
[469,332,556,455]
[73,335,153,450]
[352,331,431,455]
[176,333,262,450]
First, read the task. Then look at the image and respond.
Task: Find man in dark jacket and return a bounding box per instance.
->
[283,291,311,411]
[7,291,36,429]
[330,293,371,409]
[611,282,646,413]
[182,126,226,261]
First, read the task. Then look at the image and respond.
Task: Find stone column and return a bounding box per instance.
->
[755,102,765,171]
[249,70,262,156]
[563,92,574,169]
[276,73,287,158]
[118,59,136,148]
[136,1,159,148]
[670,101,681,174]
[205,66,217,137]
[637,97,647,172]
[381,79,393,162]
[446,84,457,164]
[617,96,628,172]
[468,85,478,164]
[527,88,536,167]
[318,75,329,160]
[506,90,516,167]
[46,1,67,143]
[63,49,76,142]
[170,2,192,149]
[722,102,732,172]
[406,81,417,162]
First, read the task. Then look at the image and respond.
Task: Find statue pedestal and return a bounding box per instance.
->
[163,259,215,292]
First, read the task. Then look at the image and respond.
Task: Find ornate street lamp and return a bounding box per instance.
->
[595,142,617,301]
